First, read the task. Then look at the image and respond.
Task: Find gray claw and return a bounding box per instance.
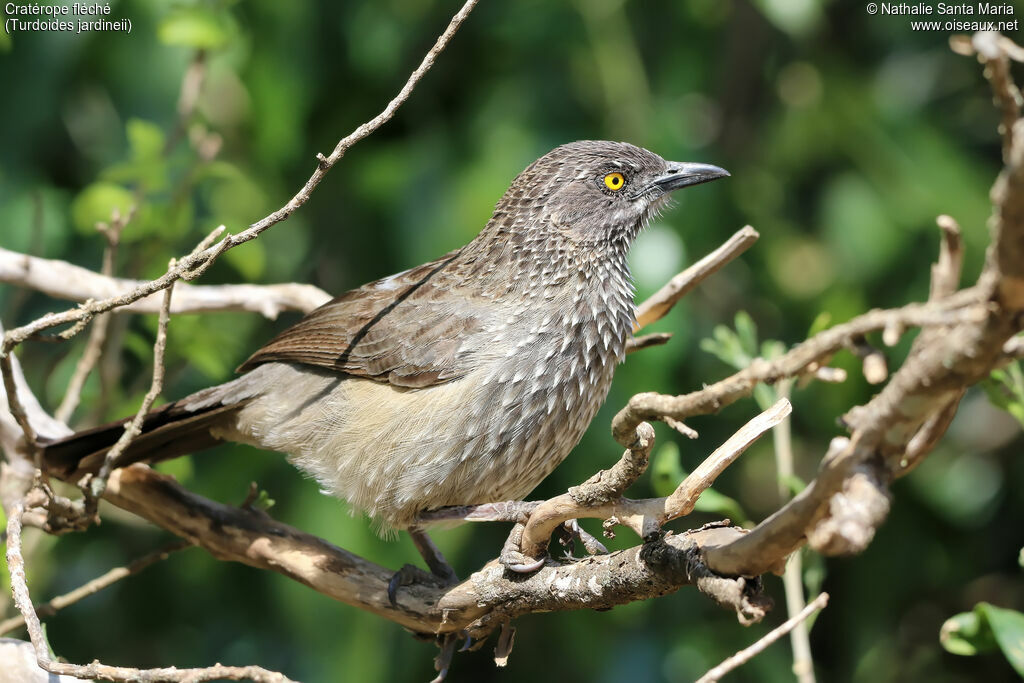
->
[499,522,546,573]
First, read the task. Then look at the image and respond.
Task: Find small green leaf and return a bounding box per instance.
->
[802,547,826,600]
[253,489,276,511]
[692,487,748,525]
[158,7,230,49]
[651,442,686,497]
[155,456,195,484]
[734,311,759,359]
[981,360,1024,426]
[1018,547,1023,570]
[779,473,808,497]
[807,311,833,338]
[982,603,1024,675]
[126,118,164,161]
[70,182,135,233]
[941,610,997,656]
[942,602,1024,675]
[761,339,786,362]
[223,239,266,281]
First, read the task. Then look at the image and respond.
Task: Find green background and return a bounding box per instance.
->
[1,1,1023,681]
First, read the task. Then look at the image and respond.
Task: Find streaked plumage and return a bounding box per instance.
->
[42,141,728,533]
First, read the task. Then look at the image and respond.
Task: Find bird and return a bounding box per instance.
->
[41,140,729,587]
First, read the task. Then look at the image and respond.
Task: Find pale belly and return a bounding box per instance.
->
[222,339,621,532]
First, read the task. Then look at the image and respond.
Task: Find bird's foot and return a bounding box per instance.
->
[388,528,459,607]
[499,522,546,573]
[387,564,436,607]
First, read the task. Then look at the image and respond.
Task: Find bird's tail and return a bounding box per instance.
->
[40,376,259,480]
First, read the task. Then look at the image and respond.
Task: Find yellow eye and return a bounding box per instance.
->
[603,172,625,191]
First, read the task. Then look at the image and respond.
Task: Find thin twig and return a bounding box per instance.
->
[5,498,296,682]
[55,207,134,424]
[767,381,816,683]
[0,247,331,318]
[663,398,791,522]
[695,593,829,683]
[0,539,191,636]
[634,226,759,331]
[0,0,479,352]
[90,266,175,500]
[612,290,988,446]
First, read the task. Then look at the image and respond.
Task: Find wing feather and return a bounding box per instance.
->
[238,249,485,388]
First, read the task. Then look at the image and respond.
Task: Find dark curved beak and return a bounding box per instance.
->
[654,162,730,192]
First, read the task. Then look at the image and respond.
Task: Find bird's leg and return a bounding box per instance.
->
[387,527,459,607]
[414,500,540,524]
[499,522,545,573]
[409,527,459,585]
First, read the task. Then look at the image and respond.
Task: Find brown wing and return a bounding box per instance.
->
[237,249,484,388]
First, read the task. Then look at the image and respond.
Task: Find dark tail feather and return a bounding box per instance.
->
[41,397,249,480]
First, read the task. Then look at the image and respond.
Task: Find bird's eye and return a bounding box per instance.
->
[603,172,625,191]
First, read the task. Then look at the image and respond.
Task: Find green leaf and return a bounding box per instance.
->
[127,118,164,161]
[650,442,686,497]
[223,239,267,281]
[760,339,786,362]
[984,603,1024,675]
[700,324,748,369]
[692,487,748,525]
[981,360,1024,426]
[1018,546,1023,570]
[941,610,997,656]
[734,311,759,359]
[253,489,276,511]
[155,455,195,484]
[70,182,135,233]
[942,603,1024,675]
[158,7,231,49]
[807,311,832,338]
[779,473,808,497]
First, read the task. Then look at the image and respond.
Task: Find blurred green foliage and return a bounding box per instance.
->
[1,1,1023,682]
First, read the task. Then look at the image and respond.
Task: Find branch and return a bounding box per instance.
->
[613,291,988,446]
[0,539,191,636]
[4,499,296,683]
[634,226,759,331]
[55,207,132,424]
[518,399,791,560]
[0,247,331,319]
[84,465,768,635]
[696,592,830,683]
[0,0,479,351]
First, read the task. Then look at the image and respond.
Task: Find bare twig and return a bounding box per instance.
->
[517,399,790,559]
[164,50,208,154]
[696,592,829,683]
[55,208,134,424]
[0,0,479,352]
[613,291,989,446]
[5,499,296,682]
[0,539,191,636]
[972,31,1023,162]
[931,215,964,300]
[1004,335,1024,357]
[848,337,888,384]
[625,332,673,354]
[89,266,175,501]
[634,226,759,331]
[0,247,331,319]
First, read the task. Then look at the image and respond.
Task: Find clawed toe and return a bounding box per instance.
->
[499,522,546,573]
[388,563,433,606]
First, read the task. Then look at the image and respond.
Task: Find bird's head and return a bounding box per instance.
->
[496,140,729,248]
